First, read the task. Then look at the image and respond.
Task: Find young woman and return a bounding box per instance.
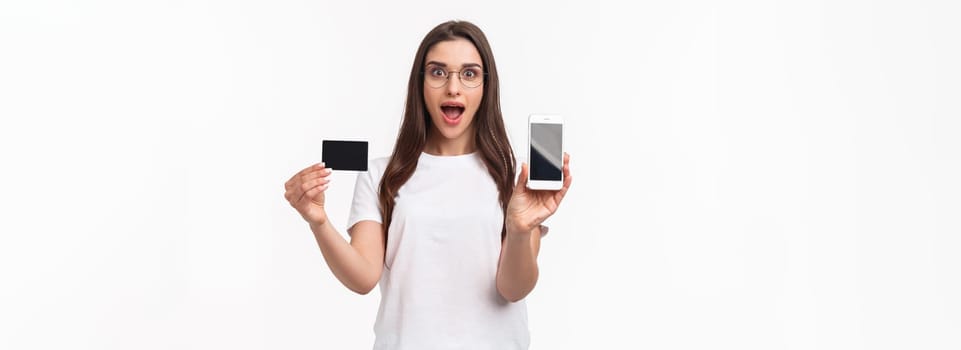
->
[283,20,572,349]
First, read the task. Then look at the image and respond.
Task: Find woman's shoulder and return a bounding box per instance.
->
[365,156,391,180]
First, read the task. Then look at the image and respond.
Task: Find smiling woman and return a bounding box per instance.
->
[282,20,573,350]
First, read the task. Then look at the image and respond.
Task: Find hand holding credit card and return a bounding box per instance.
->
[322,140,368,171]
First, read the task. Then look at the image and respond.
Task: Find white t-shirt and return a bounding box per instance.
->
[347,151,531,350]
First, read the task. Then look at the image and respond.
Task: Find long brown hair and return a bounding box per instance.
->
[378,20,515,239]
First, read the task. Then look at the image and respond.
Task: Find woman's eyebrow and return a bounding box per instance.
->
[425,61,483,68]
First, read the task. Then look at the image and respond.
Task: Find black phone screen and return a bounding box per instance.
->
[530,123,563,181]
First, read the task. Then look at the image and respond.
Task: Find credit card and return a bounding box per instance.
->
[321,140,368,171]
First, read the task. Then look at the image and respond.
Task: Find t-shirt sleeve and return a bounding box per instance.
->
[346,167,383,235]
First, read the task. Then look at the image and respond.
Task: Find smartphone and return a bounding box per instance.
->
[527,114,564,190]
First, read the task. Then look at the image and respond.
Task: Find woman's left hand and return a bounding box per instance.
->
[506,153,572,235]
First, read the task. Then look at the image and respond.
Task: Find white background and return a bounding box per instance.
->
[2,0,959,349]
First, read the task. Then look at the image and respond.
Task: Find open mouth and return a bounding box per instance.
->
[440,102,465,124]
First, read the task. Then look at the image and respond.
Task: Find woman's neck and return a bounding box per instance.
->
[424,130,476,156]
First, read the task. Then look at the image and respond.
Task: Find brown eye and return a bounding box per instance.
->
[462,68,480,80]
[430,68,447,77]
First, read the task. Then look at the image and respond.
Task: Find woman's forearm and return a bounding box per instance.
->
[496,228,540,302]
[310,221,380,294]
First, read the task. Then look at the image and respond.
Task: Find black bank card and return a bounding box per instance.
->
[321,140,368,171]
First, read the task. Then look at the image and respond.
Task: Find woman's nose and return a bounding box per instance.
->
[446,75,461,96]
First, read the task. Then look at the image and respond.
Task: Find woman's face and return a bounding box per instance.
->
[423,38,484,147]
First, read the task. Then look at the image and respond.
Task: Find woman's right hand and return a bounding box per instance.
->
[284,163,333,227]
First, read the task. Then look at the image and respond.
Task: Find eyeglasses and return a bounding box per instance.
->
[423,65,486,89]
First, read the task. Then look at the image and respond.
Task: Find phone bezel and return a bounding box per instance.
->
[527,114,564,190]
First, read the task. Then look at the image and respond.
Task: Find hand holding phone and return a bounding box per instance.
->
[527,114,564,190]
